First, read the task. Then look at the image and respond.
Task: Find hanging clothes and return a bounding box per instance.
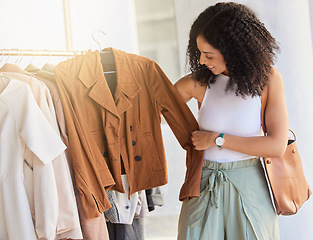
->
[28,65,70,150]
[1,63,69,159]
[112,175,149,224]
[54,48,203,219]
[1,70,59,239]
[106,218,144,240]
[145,188,164,212]
[25,64,110,240]
[0,64,83,240]
[0,76,66,240]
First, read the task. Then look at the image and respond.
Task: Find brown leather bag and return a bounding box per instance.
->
[261,86,312,215]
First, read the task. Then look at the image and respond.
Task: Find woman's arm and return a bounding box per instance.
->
[191,68,289,158]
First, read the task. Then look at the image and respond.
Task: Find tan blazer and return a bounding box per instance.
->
[54,49,203,219]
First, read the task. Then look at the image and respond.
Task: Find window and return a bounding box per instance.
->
[134,0,180,83]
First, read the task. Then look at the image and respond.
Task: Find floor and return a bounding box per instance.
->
[144,215,179,240]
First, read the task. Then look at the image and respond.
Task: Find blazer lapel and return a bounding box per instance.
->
[77,49,141,117]
[78,51,119,117]
[110,48,141,115]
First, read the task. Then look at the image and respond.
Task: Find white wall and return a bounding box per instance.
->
[0,0,138,68]
[0,0,67,66]
[263,1,313,239]
[68,0,138,53]
[174,0,313,239]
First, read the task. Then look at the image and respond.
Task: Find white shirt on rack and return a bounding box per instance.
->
[0,77,66,240]
[2,72,82,240]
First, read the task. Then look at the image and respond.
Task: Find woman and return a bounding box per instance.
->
[175,2,288,240]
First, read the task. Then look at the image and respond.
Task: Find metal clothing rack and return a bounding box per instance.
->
[0,0,76,59]
[0,49,81,57]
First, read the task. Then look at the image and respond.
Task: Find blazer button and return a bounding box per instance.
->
[132,141,136,146]
[135,156,141,161]
[103,152,108,157]
[130,126,133,132]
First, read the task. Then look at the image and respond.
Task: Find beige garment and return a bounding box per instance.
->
[33,74,71,171]
[1,70,59,239]
[0,76,66,240]
[75,194,110,240]
[1,68,82,239]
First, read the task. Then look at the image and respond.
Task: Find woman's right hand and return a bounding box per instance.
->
[191,130,219,150]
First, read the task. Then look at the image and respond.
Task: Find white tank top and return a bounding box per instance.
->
[198,74,262,163]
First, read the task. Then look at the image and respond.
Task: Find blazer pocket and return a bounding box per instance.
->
[142,132,163,172]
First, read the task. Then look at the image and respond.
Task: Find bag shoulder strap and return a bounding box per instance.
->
[261,85,269,134]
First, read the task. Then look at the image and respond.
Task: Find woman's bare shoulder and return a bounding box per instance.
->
[268,67,284,89]
[174,74,207,102]
[175,74,197,87]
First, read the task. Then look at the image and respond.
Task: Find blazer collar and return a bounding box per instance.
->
[23,64,55,82]
[109,47,141,99]
[0,63,31,76]
[78,48,141,116]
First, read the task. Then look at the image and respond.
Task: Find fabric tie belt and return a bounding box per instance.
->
[205,168,228,208]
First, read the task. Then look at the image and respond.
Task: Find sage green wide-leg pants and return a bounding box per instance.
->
[178,158,279,240]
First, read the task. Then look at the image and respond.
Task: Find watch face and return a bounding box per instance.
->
[216,137,225,146]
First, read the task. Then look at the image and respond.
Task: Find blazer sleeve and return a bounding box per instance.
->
[147,61,197,148]
[147,61,204,200]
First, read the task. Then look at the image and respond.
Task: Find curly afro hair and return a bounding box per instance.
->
[187,2,280,97]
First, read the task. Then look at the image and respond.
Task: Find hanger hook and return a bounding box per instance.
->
[5,49,10,62]
[15,49,20,64]
[92,30,107,51]
[0,50,3,62]
[18,50,23,64]
[46,51,51,64]
[30,50,35,64]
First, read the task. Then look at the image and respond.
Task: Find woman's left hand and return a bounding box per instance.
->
[191,130,219,150]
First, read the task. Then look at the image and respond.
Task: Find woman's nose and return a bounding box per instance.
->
[199,54,206,65]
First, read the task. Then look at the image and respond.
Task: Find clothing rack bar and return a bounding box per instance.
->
[0,49,82,57]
